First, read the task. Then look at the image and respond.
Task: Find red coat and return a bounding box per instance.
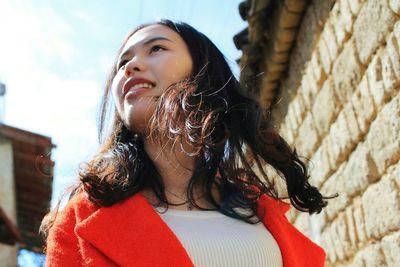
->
[46,192,326,266]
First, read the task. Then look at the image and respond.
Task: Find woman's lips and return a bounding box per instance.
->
[122,77,155,95]
[124,87,148,99]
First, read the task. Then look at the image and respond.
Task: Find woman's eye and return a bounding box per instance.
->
[117,60,128,70]
[150,45,164,53]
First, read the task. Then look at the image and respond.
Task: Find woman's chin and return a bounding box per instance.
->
[122,106,155,134]
[122,116,148,136]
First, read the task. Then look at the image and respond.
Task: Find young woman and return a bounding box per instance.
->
[42,19,331,267]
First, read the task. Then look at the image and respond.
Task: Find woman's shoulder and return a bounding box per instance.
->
[53,192,99,227]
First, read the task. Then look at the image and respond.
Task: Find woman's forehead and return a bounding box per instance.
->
[122,25,181,52]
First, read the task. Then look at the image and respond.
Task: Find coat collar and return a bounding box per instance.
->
[74,193,325,267]
[75,193,194,266]
[256,195,326,267]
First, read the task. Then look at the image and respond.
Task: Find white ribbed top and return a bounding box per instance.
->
[154,207,283,267]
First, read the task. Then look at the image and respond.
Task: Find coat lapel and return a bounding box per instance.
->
[74,192,325,267]
[75,193,194,267]
[256,194,326,267]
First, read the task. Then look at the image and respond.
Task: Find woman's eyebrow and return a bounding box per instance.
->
[143,36,173,46]
[119,36,174,60]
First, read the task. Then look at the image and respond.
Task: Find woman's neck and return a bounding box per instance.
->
[143,136,196,194]
[141,136,220,210]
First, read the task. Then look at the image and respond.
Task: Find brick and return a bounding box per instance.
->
[322,20,339,61]
[353,198,367,244]
[264,165,286,195]
[362,176,400,239]
[295,113,320,157]
[332,39,363,104]
[393,21,400,50]
[310,51,326,86]
[300,68,319,107]
[285,206,298,223]
[310,213,326,244]
[308,216,321,245]
[366,94,400,174]
[286,96,304,132]
[330,2,348,45]
[293,213,310,237]
[366,52,388,106]
[280,122,294,145]
[386,34,400,80]
[322,164,348,220]
[318,38,333,75]
[284,107,300,139]
[322,226,337,263]
[381,47,400,98]
[309,140,332,187]
[352,243,387,267]
[326,111,354,166]
[279,122,287,137]
[346,0,364,15]
[389,0,400,14]
[353,0,397,64]
[345,206,357,250]
[330,213,352,261]
[342,144,379,197]
[279,121,287,134]
[342,102,362,144]
[319,209,328,231]
[381,231,400,266]
[325,136,336,167]
[283,114,295,140]
[391,164,400,190]
[292,94,306,121]
[338,0,354,33]
[311,79,340,135]
[351,76,377,134]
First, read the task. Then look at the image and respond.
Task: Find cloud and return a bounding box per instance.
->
[0,0,102,207]
[0,0,248,210]
[0,1,77,75]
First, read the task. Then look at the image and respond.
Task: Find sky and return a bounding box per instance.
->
[0,0,248,209]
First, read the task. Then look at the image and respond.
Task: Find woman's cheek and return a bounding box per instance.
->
[111,80,124,114]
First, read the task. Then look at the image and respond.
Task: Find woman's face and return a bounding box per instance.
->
[112,24,193,135]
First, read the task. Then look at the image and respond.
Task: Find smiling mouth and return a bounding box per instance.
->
[126,83,154,95]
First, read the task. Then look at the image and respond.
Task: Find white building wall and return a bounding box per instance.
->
[0,136,18,267]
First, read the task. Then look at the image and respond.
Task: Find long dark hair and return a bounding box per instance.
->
[41,19,331,237]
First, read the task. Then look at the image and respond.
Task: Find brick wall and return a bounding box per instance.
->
[275,0,400,266]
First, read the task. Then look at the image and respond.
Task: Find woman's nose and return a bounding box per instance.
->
[124,57,147,77]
